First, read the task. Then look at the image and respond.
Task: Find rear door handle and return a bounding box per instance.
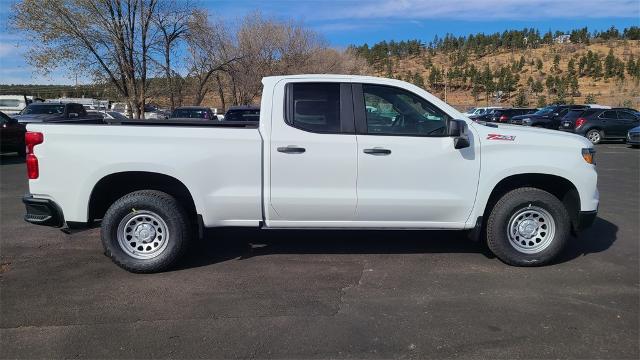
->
[277,145,306,154]
[363,148,391,155]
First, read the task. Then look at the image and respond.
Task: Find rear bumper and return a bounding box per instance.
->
[576,210,597,232]
[23,194,64,227]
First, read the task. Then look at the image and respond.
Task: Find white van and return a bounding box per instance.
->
[0,95,44,115]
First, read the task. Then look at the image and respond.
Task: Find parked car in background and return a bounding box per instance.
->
[14,103,103,124]
[486,108,537,123]
[558,108,640,144]
[0,95,43,115]
[469,108,501,121]
[463,106,501,117]
[0,111,26,156]
[627,126,640,147]
[510,105,588,128]
[170,106,216,119]
[223,105,260,121]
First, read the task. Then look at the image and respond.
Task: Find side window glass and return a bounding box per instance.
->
[288,83,340,133]
[617,111,635,120]
[602,111,618,119]
[362,84,450,136]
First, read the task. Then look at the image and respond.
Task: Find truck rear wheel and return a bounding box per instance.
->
[486,187,570,266]
[101,190,190,273]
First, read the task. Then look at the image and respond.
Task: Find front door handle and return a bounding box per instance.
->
[363,148,391,155]
[277,145,306,154]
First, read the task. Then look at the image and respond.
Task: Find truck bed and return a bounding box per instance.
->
[27,122,264,227]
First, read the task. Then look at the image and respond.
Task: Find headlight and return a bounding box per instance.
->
[582,148,596,165]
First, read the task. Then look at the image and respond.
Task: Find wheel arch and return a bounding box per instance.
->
[88,171,198,223]
[481,173,581,233]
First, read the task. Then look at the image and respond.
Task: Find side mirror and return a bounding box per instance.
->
[448,119,470,149]
[68,112,79,118]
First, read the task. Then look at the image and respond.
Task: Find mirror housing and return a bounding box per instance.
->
[447,118,464,136]
[448,119,470,149]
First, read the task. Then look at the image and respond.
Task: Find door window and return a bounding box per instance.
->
[362,84,450,136]
[286,83,341,133]
[617,111,637,120]
[601,111,618,119]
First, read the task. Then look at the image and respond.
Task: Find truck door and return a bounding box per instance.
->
[269,82,358,224]
[352,83,480,228]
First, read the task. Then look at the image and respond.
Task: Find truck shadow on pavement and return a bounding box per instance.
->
[177,217,617,270]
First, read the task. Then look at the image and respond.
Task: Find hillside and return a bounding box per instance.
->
[355,39,640,111]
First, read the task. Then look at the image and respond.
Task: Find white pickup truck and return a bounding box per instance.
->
[22,75,599,273]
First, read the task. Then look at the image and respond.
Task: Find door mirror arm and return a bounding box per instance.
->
[448,119,470,149]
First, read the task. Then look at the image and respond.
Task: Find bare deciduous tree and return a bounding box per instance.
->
[12,0,160,118]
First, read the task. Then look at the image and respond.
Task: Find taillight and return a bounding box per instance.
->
[25,131,43,179]
[575,117,586,129]
[499,115,508,122]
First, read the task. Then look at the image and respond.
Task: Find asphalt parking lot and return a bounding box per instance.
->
[1,143,638,359]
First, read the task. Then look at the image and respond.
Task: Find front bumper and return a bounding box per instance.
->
[576,210,597,232]
[23,194,64,227]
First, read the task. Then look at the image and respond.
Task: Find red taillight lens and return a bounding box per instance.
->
[25,131,43,154]
[26,154,39,179]
[575,117,586,128]
[499,115,508,122]
[25,131,43,179]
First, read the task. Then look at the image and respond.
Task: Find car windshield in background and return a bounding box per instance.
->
[22,104,65,115]
[106,112,129,121]
[171,109,211,119]
[225,109,260,121]
[534,106,555,116]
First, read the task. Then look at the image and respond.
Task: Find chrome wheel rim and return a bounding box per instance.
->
[117,210,169,260]
[587,131,600,143]
[507,206,556,254]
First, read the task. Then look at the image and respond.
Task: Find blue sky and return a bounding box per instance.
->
[0,0,639,84]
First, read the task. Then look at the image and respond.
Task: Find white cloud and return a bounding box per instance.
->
[0,42,15,58]
[324,0,640,20]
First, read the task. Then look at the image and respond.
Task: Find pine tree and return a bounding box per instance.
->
[513,89,528,107]
[552,54,561,73]
[536,95,547,108]
[536,58,543,71]
[585,93,597,103]
[604,49,616,78]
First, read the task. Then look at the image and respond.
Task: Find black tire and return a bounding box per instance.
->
[101,190,190,273]
[585,129,602,144]
[486,187,570,267]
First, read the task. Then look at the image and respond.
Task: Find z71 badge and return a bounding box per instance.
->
[487,134,516,141]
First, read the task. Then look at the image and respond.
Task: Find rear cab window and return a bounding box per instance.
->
[285,82,353,134]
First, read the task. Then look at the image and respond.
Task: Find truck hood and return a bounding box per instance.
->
[471,121,592,148]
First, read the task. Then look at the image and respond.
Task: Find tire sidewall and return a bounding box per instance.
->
[586,129,601,144]
[488,189,570,266]
[101,192,187,272]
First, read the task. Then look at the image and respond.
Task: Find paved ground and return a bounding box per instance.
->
[1,143,638,359]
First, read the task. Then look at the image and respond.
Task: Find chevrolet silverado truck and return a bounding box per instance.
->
[22,75,599,273]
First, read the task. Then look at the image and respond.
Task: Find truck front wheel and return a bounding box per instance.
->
[101,190,190,273]
[486,187,570,266]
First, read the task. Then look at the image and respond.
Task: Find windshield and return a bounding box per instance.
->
[22,104,65,115]
[534,106,556,116]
